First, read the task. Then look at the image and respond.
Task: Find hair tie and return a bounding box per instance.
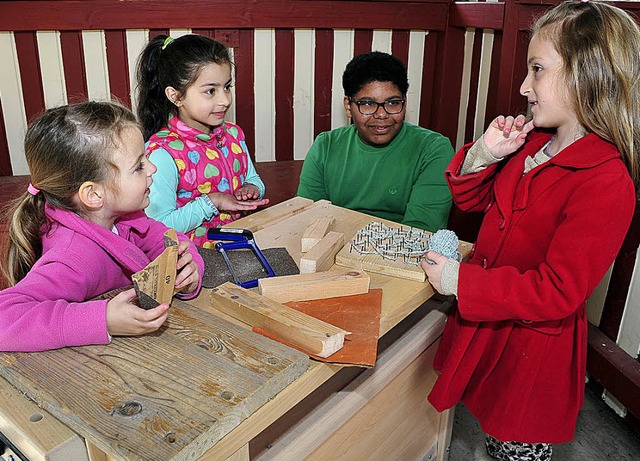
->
[162,36,174,50]
[27,183,40,196]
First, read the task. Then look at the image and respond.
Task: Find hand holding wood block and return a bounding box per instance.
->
[301,217,335,252]
[258,268,370,303]
[210,282,347,358]
[131,229,179,309]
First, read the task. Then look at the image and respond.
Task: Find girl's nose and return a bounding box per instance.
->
[217,90,232,107]
[520,75,531,96]
[147,158,157,175]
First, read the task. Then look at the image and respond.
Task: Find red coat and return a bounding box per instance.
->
[428,132,635,443]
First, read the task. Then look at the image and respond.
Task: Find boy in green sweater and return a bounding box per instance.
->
[297,51,454,232]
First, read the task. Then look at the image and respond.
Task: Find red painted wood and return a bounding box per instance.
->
[432,26,465,143]
[391,30,410,66]
[495,1,532,116]
[104,30,131,108]
[1,1,449,31]
[275,29,295,161]
[418,31,438,129]
[587,322,640,419]
[449,1,504,30]
[233,29,256,161]
[313,29,334,137]
[0,105,12,176]
[60,31,88,103]
[148,29,170,41]
[13,32,45,124]
[484,32,503,126]
[353,29,373,58]
[602,202,640,341]
[191,29,214,39]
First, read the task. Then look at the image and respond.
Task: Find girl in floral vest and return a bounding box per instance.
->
[136,34,269,248]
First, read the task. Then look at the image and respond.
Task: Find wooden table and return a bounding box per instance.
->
[0,198,471,461]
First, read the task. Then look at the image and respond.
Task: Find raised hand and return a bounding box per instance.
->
[483,115,534,159]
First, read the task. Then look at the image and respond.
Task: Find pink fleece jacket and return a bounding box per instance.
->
[0,205,204,352]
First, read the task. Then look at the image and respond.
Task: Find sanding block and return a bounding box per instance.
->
[131,229,179,309]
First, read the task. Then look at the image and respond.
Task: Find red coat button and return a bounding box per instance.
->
[482,258,488,268]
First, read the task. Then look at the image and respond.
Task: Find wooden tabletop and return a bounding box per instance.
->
[0,198,472,461]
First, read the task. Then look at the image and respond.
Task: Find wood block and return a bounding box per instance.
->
[210,282,347,358]
[258,268,370,303]
[299,231,344,274]
[301,217,334,252]
[0,377,88,461]
[335,221,428,282]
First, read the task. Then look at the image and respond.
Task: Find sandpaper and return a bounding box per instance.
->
[197,246,299,289]
[254,288,383,367]
[132,229,179,309]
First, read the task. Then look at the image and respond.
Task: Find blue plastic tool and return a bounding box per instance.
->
[207,228,277,289]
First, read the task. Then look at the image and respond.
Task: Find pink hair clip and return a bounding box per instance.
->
[27,183,40,196]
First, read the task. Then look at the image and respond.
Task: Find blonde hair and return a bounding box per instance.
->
[533,0,640,186]
[2,101,138,286]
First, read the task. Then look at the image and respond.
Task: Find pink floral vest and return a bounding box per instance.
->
[147,116,249,247]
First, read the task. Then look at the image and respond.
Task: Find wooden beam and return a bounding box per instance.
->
[449,1,504,30]
[258,268,370,303]
[0,1,449,31]
[299,231,345,274]
[0,377,88,461]
[210,282,347,358]
[301,217,334,253]
[587,323,640,419]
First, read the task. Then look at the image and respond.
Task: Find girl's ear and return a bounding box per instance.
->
[77,181,105,210]
[165,86,183,107]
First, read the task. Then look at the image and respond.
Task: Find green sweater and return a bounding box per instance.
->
[297,122,454,231]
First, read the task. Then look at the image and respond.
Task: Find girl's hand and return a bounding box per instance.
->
[420,251,450,295]
[234,183,261,201]
[483,115,534,159]
[175,240,200,294]
[106,288,169,336]
[208,192,269,214]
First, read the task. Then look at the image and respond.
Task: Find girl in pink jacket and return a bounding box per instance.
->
[422,2,639,460]
[0,101,204,352]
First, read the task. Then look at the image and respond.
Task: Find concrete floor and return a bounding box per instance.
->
[449,386,640,460]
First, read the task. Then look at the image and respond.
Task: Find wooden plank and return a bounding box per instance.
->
[587,322,640,419]
[0,299,308,461]
[210,282,346,358]
[230,196,314,232]
[301,217,334,252]
[449,1,504,30]
[253,309,447,460]
[299,231,344,274]
[0,1,449,31]
[258,268,370,303]
[0,377,88,461]
[335,221,429,282]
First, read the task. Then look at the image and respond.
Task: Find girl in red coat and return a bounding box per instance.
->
[422,1,640,460]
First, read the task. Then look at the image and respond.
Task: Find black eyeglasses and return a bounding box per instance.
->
[349,97,406,115]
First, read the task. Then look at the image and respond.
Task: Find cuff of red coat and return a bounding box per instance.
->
[441,259,460,297]
[460,138,504,175]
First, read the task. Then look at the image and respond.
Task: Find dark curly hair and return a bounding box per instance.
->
[342,51,409,98]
